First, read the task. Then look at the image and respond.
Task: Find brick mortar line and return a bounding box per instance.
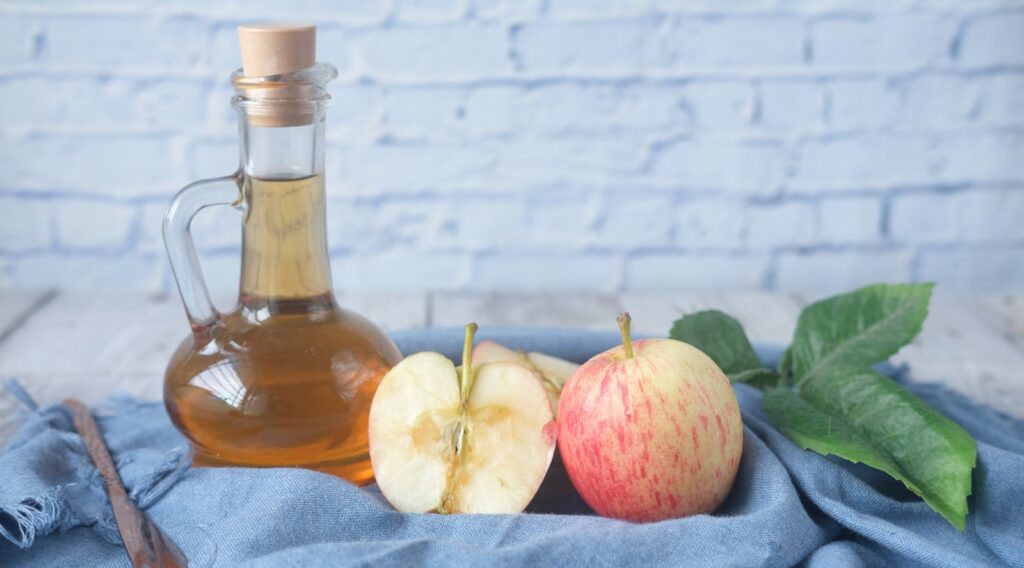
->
[3,125,1023,140]
[3,66,1024,84]
[0,5,1017,21]
[6,241,1024,259]
[4,182,1024,201]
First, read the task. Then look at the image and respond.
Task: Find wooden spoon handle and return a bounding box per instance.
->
[64,399,189,568]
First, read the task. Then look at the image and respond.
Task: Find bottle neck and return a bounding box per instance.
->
[237,114,335,315]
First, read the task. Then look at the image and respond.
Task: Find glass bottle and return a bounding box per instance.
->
[162,24,400,485]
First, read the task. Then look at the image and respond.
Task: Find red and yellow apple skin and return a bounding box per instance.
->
[557,338,743,523]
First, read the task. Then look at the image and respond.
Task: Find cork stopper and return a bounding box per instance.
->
[238,23,315,77]
[236,23,318,127]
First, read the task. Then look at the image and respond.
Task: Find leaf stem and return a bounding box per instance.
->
[617,312,634,359]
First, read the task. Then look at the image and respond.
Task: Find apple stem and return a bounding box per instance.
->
[460,322,479,401]
[617,312,635,359]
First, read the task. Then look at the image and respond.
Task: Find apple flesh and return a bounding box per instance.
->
[557,313,743,522]
[368,324,557,514]
[472,340,579,416]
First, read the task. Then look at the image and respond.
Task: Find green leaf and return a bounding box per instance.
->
[763,366,977,530]
[776,346,793,384]
[730,368,783,389]
[791,283,933,384]
[763,386,904,477]
[670,310,764,375]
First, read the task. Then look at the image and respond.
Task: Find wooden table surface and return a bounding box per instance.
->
[1,290,1022,448]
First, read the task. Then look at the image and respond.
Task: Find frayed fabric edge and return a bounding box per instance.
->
[130,447,192,509]
[3,379,38,412]
[82,445,192,547]
[0,488,70,549]
[1,390,193,550]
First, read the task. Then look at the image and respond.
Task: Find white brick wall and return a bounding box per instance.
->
[0,1,1022,294]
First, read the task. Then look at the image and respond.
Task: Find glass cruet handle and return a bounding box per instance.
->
[163,172,243,332]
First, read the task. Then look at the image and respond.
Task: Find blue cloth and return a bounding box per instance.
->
[1,328,1022,567]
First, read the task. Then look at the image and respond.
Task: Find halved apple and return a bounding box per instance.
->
[472,340,579,416]
[368,324,557,514]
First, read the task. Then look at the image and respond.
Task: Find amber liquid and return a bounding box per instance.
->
[164,174,401,485]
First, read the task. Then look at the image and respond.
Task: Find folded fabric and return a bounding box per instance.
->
[1,328,1022,568]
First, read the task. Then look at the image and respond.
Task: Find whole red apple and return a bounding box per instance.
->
[558,313,743,522]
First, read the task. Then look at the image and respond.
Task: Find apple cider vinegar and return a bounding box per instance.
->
[165,174,400,484]
[239,174,333,301]
[161,25,401,485]
[164,299,396,483]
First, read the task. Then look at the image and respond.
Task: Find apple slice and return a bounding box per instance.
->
[472,340,528,366]
[526,351,578,392]
[369,324,557,514]
[472,340,579,416]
